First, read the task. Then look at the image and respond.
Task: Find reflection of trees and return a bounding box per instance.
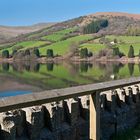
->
[88,63,93,69]
[98,63,106,70]
[138,64,140,72]
[25,64,30,71]
[2,63,9,71]
[47,63,54,71]
[112,63,124,74]
[128,63,134,76]
[33,63,40,72]
[68,63,79,76]
[12,64,18,72]
[80,62,88,72]
[113,64,119,74]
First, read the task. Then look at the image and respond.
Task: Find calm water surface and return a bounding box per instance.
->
[0,61,140,97]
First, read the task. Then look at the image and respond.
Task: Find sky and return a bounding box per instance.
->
[0,0,140,26]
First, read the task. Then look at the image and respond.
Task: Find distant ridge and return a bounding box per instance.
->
[0,12,140,45]
[0,22,55,43]
[92,12,140,20]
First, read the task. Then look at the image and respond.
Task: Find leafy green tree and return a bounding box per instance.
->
[2,50,9,58]
[47,49,54,58]
[33,48,40,57]
[80,48,88,58]
[113,47,125,58]
[113,47,120,56]
[128,45,134,58]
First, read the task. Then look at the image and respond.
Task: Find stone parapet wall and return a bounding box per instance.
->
[0,84,140,140]
[100,85,140,139]
[0,96,89,140]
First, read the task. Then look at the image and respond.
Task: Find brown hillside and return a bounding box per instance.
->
[93,12,140,20]
[0,23,55,43]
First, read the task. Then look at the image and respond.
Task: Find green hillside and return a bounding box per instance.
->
[0,13,140,58]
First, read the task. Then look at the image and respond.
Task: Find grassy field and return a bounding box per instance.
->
[1,32,140,57]
[0,41,49,55]
[41,28,77,41]
[80,35,140,56]
[115,43,140,56]
[106,35,140,44]
[105,35,140,56]
[39,35,93,55]
[80,43,106,54]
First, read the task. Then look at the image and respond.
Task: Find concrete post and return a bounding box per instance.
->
[90,92,100,140]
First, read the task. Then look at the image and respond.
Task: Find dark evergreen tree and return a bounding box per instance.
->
[47,49,54,58]
[113,47,120,56]
[100,19,108,27]
[83,19,108,34]
[2,50,9,58]
[80,48,88,58]
[33,48,40,57]
[88,51,93,57]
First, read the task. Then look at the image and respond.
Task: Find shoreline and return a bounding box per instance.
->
[0,56,140,64]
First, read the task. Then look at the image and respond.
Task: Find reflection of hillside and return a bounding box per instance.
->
[0,76,42,92]
[12,62,40,72]
[0,62,140,92]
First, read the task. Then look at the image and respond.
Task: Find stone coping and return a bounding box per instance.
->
[0,77,140,113]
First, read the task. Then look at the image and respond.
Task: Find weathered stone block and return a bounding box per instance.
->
[23,106,44,140]
[43,101,64,131]
[64,99,80,126]
[0,115,16,140]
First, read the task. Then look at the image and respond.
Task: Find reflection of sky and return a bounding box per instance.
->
[0,0,139,26]
[0,91,32,98]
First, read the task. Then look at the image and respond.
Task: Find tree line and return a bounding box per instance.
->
[1,48,54,59]
[83,19,108,34]
[1,44,140,59]
[113,45,140,58]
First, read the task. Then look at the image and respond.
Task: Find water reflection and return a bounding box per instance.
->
[47,63,54,71]
[0,62,140,94]
[128,63,134,76]
[2,63,9,71]
[34,63,40,72]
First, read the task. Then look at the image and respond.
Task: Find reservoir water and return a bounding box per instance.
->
[0,61,140,98]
